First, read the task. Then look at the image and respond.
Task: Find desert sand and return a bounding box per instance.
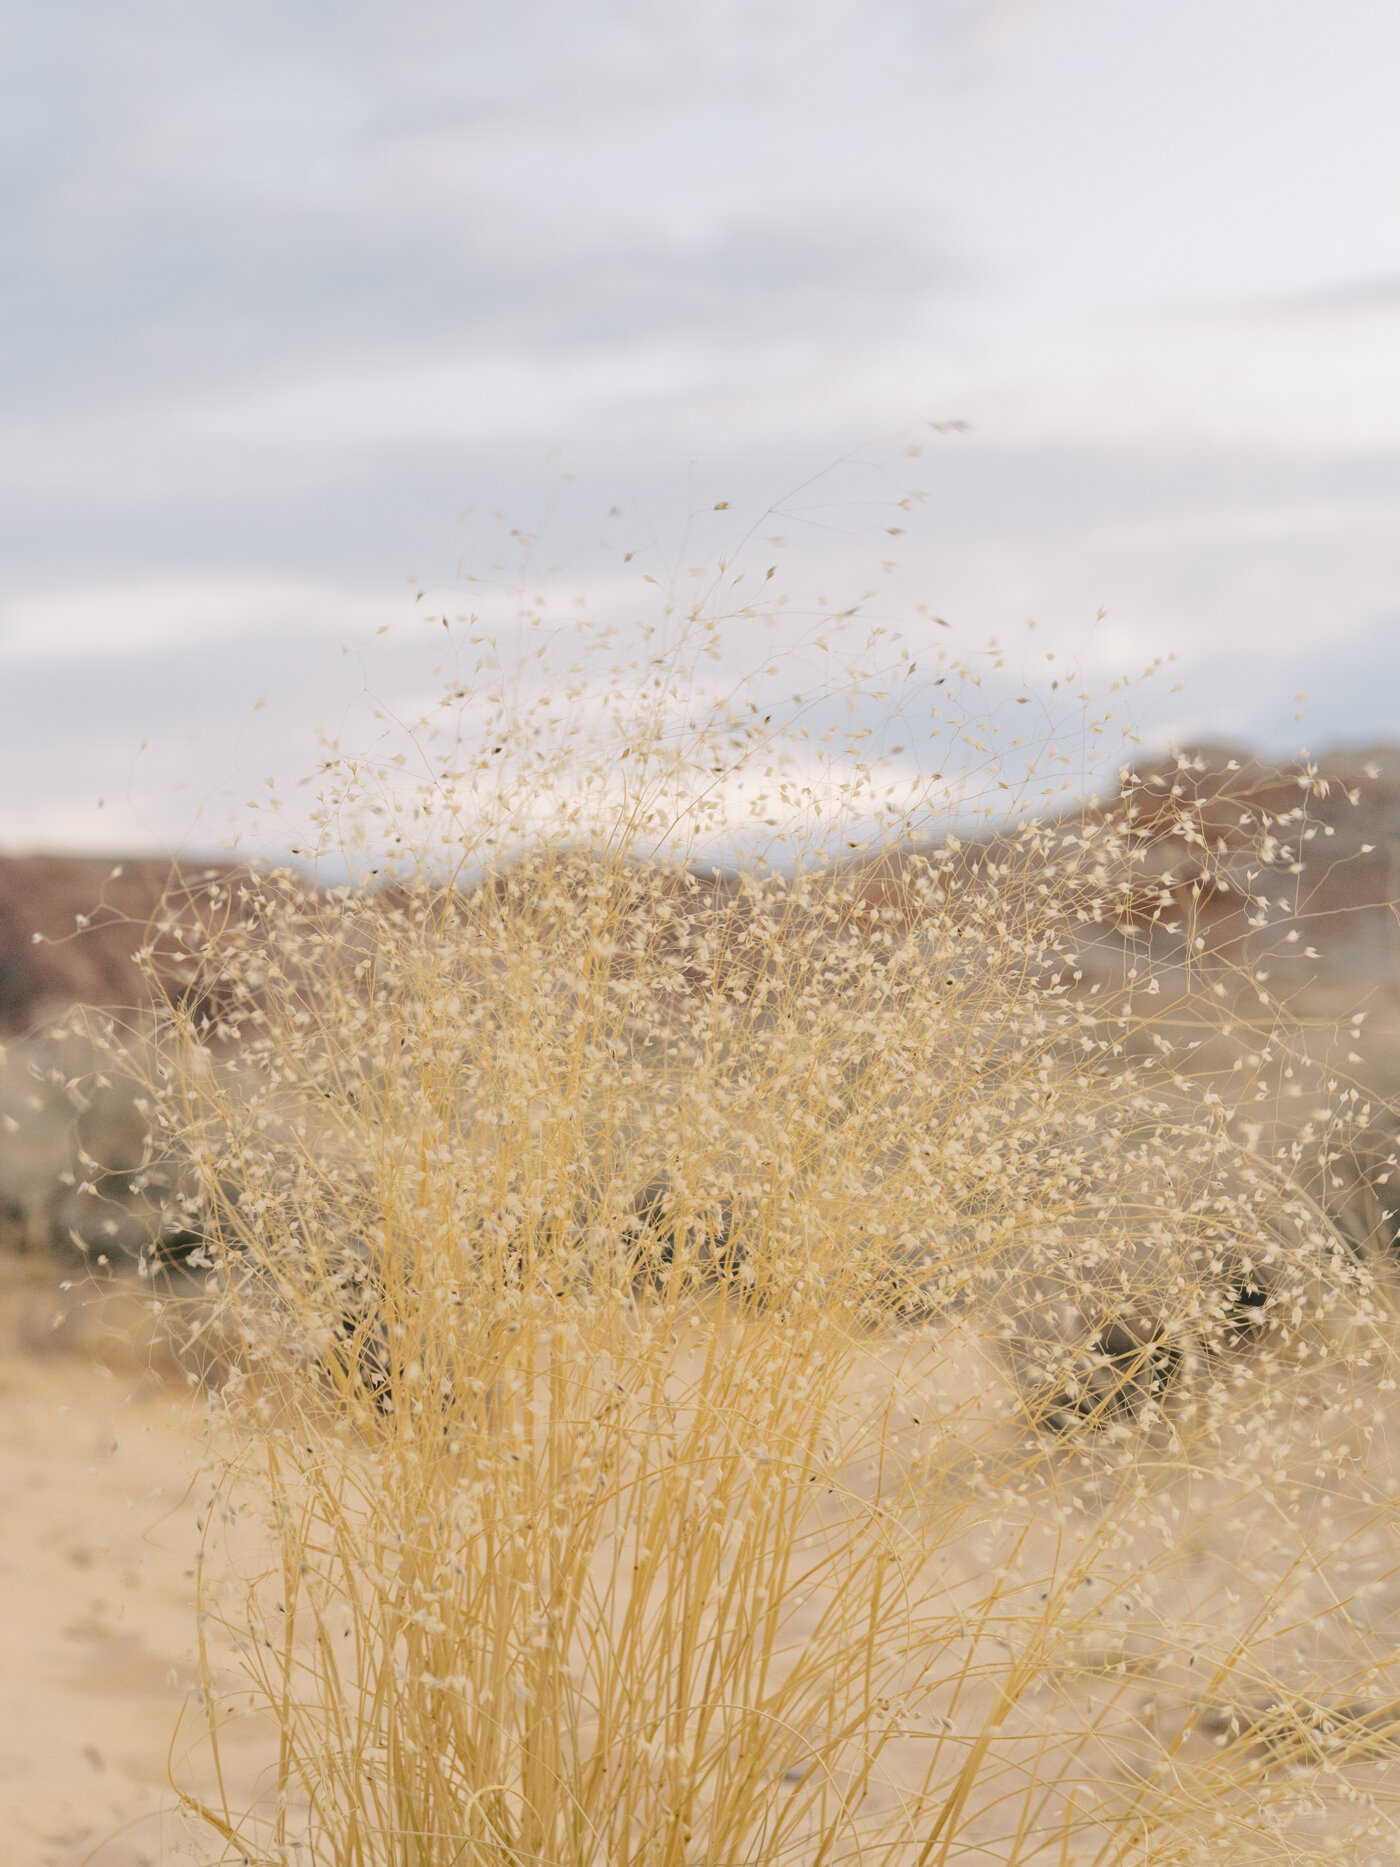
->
[0,1272,270,1867]
[4,1263,1398,1864]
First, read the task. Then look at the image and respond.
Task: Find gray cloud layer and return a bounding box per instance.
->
[2,0,964,411]
[4,0,1399,848]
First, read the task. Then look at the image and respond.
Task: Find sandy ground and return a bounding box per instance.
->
[0,1272,271,1867]
[5,1261,1400,1865]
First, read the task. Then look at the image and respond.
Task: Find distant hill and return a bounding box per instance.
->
[4,745,1399,1035]
[0,854,240,1037]
[1087,742,1400,1002]
[849,742,1400,1011]
[1,748,1398,1263]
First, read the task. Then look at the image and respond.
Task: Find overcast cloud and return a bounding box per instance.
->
[3,0,1399,851]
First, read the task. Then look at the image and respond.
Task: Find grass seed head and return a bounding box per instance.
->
[141,618,1400,1865]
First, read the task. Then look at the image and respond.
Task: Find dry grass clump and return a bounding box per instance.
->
[147,626,1400,1864]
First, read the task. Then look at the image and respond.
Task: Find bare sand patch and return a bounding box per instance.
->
[0,1275,271,1867]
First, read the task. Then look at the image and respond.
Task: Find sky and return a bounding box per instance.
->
[4,0,1400,854]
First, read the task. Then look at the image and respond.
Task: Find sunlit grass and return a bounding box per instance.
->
[142,621,1400,1865]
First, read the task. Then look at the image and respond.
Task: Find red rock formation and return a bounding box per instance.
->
[0,855,243,1036]
[851,743,1400,1002]
[1074,743,1400,1007]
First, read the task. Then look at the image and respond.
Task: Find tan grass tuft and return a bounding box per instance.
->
[140,622,1400,1864]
